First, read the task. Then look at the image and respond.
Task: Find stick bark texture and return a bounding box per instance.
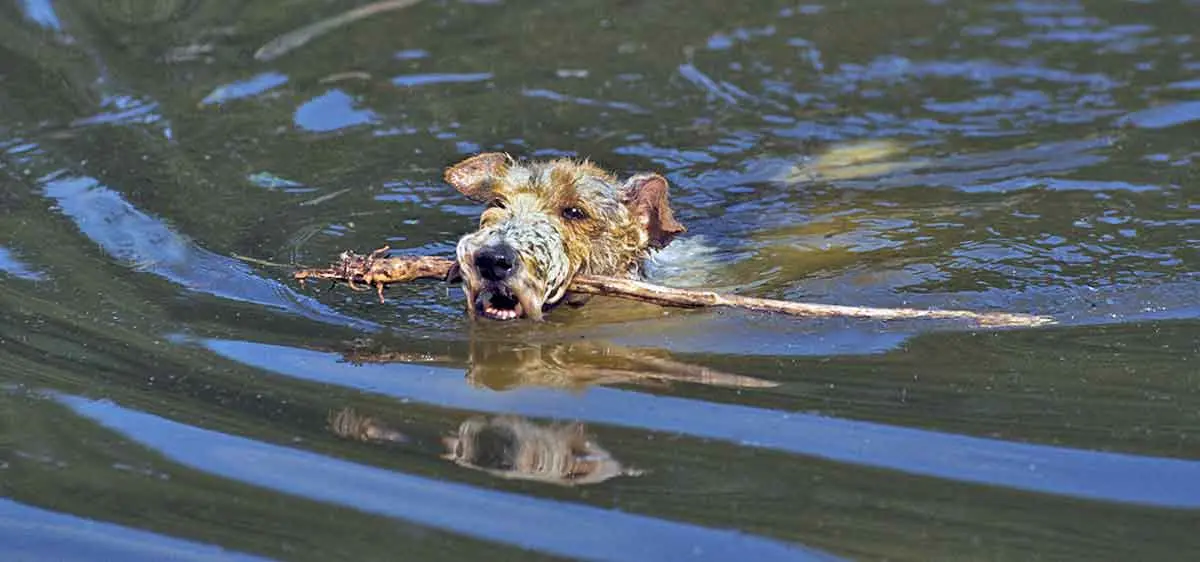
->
[292,247,1055,328]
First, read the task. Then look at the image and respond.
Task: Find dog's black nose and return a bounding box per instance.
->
[474,245,517,282]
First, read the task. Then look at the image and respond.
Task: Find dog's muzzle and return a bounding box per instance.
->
[459,241,550,321]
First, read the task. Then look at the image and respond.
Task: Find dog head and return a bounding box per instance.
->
[445,152,685,321]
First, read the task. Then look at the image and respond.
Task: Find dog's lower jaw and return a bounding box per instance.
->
[463,283,546,322]
[513,286,545,321]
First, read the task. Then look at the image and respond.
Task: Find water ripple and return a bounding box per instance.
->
[0,246,46,281]
[59,394,841,562]
[200,72,290,106]
[39,172,375,330]
[390,72,493,88]
[1118,101,1200,129]
[200,338,1200,509]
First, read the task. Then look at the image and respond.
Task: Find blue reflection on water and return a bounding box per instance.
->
[294,89,378,132]
[0,498,271,562]
[0,246,46,281]
[18,0,62,30]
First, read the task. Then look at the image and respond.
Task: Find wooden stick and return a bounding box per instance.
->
[292,247,1055,328]
[293,246,450,304]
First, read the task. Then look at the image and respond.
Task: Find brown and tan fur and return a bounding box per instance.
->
[445,152,685,321]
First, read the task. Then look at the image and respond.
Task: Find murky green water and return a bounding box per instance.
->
[1,0,1198,560]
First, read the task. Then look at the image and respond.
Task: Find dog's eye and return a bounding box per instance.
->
[562,206,588,221]
[487,199,506,209]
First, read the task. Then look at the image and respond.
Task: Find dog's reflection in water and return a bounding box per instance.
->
[328,337,777,392]
[328,407,410,444]
[442,415,641,485]
[323,337,775,485]
[464,339,777,391]
[328,407,640,486]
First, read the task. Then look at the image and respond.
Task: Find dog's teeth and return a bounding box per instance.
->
[482,302,512,320]
[478,293,525,320]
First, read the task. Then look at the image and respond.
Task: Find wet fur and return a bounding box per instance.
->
[446,152,685,320]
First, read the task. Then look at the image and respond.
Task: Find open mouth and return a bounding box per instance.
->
[475,286,525,321]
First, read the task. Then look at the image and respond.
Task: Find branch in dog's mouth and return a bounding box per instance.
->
[292,249,1057,328]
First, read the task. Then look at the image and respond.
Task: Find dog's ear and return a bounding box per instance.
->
[444,152,509,201]
[622,173,686,249]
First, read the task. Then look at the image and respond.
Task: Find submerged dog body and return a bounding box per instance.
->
[445,152,685,321]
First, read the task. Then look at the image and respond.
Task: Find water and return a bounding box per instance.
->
[1,0,1197,560]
